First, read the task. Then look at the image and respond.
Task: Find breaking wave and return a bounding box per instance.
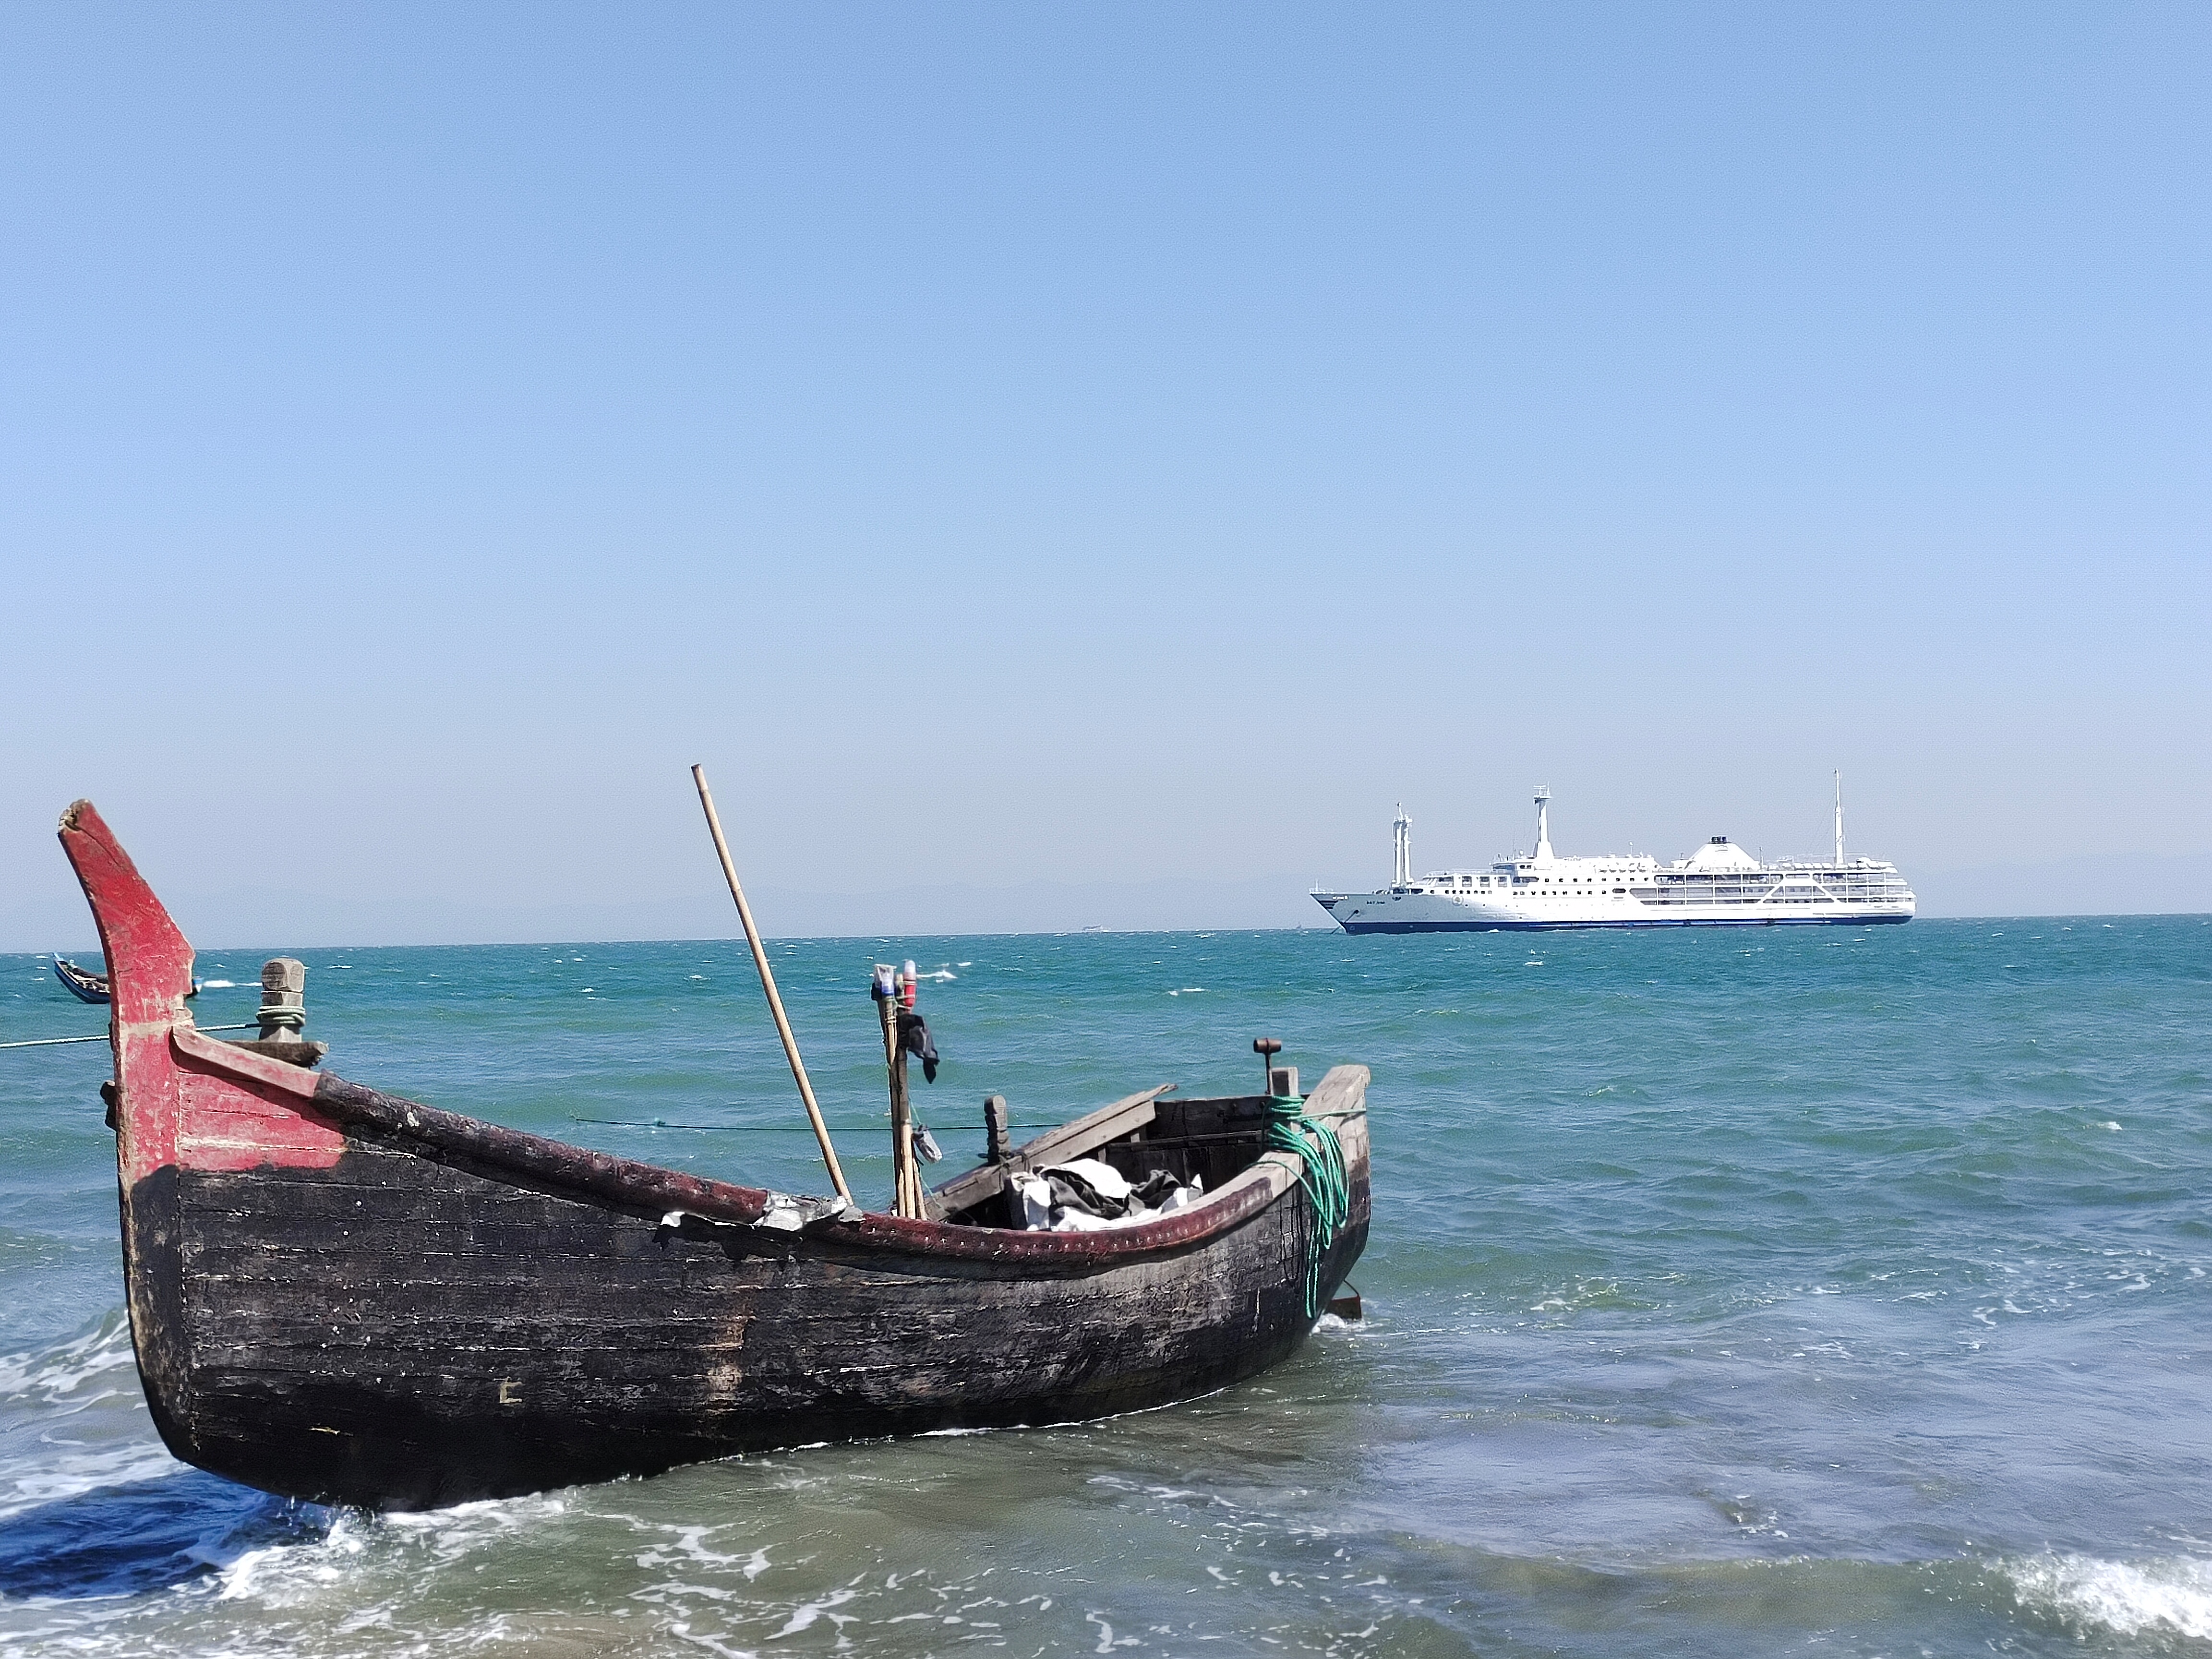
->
[2001,1551,2212,1641]
[0,1310,139,1412]
[0,1312,325,1607]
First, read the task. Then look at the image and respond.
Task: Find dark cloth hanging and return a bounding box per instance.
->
[896,1010,939,1083]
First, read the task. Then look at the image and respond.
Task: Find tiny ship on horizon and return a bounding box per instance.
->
[1314,779,1915,933]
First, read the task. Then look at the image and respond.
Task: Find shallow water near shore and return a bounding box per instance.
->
[2,918,2209,1657]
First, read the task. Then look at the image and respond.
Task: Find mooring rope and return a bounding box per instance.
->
[1263,1091,1350,1320]
[0,1022,257,1052]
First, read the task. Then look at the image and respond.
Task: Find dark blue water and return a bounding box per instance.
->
[3,919,2208,1655]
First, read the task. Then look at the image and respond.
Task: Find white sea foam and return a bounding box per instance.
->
[0,1312,139,1407]
[632,1523,766,1575]
[2004,1551,2212,1639]
[196,979,239,989]
[0,1313,199,1530]
[1,1441,180,1521]
[771,1584,855,1636]
[205,1493,565,1613]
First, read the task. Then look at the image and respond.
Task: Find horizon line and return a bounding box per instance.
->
[12,910,2210,958]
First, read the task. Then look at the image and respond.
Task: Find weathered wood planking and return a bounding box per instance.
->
[130,1090,1366,1507]
[57,798,1372,1513]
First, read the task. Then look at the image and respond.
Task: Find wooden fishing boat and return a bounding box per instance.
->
[58,801,1370,1513]
[54,953,199,1004]
[53,953,111,1003]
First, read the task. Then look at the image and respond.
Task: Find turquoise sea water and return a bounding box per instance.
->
[1,918,2208,1657]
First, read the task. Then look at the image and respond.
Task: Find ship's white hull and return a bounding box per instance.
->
[1312,888,1914,933]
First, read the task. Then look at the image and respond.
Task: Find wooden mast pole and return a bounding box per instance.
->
[690,765,851,1202]
[897,1026,917,1218]
[878,975,920,1219]
[876,987,892,1210]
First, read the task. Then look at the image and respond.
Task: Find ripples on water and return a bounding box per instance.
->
[1,920,2208,1656]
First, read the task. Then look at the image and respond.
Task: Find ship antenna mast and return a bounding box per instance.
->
[1392,803,1412,888]
[1834,770,1844,866]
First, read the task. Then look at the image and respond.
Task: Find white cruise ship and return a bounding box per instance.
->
[1313,783,1914,933]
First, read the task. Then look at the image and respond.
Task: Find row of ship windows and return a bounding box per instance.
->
[1402,878,1898,890]
[1638,895,1891,905]
[1403,875,1636,891]
[1396,885,1639,896]
[1398,885,1902,898]
[1395,886,1900,900]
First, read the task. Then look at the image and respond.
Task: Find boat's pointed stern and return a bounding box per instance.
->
[55,803,205,1187]
[57,801,195,1030]
[54,801,208,1464]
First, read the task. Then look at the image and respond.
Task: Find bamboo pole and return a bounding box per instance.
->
[690,765,850,1202]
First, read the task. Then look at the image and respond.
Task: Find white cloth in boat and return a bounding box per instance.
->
[1010,1158,1204,1232]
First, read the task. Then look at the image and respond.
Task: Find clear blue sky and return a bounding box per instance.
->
[4,4,2208,945]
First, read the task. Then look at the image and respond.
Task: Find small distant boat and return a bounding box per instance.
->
[55,800,1370,1512]
[53,954,198,1003]
[53,954,110,1003]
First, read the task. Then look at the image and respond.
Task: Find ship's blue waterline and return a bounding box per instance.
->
[1,918,2207,1656]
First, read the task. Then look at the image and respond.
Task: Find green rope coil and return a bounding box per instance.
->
[1264,1092,1350,1320]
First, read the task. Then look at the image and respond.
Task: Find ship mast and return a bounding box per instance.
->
[1834,770,1844,866]
[1392,804,1412,887]
[1533,785,1554,865]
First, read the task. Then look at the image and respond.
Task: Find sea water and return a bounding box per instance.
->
[0,919,2207,1657]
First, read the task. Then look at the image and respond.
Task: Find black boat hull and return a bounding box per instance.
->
[131,1110,1367,1509]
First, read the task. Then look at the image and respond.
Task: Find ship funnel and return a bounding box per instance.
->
[1533,785,1554,865]
[1391,804,1412,888]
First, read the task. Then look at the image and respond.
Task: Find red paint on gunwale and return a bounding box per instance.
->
[60,803,345,1177]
